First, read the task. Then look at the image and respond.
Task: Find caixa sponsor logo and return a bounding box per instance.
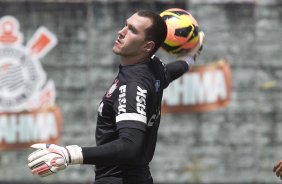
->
[118,85,126,115]
[0,15,61,150]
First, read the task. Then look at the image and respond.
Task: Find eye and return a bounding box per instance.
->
[128,25,137,34]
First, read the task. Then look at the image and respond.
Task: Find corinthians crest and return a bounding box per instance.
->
[0,16,62,151]
[0,16,57,112]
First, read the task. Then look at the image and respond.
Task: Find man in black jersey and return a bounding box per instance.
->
[27,10,205,184]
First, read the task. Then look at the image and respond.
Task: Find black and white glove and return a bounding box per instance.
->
[27,143,83,177]
[178,31,205,67]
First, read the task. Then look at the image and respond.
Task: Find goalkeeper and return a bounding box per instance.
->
[27,10,205,184]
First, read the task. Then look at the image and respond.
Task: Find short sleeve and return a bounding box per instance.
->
[114,82,148,132]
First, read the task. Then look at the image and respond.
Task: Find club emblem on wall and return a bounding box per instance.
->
[0,15,62,151]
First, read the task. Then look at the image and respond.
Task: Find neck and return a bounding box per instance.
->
[120,55,150,66]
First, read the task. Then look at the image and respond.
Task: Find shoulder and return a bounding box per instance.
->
[148,55,169,89]
[150,55,166,68]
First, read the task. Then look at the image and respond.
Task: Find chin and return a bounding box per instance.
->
[112,47,121,55]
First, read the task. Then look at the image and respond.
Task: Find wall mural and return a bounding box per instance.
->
[0,15,61,151]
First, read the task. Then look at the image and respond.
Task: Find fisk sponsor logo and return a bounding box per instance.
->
[136,86,147,116]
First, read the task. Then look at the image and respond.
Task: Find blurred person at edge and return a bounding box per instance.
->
[27,9,205,184]
[273,160,282,180]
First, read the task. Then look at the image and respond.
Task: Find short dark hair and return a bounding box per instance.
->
[137,10,167,56]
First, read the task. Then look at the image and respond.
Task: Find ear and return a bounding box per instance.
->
[144,41,155,53]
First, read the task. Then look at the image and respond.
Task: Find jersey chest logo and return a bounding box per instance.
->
[105,79,119,98]
[155,80,160,92]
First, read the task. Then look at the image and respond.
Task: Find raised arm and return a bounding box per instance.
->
[165,31,205,83]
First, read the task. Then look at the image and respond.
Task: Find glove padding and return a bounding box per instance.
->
[27,144,83,177]
[177,31,205,66]
[186,31,205,59]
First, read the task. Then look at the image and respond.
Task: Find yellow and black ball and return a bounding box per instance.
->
[160,8,200,55]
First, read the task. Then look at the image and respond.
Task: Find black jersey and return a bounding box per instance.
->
[95,56,169,180]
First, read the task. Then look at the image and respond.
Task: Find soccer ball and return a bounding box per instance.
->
[160,8,200,55]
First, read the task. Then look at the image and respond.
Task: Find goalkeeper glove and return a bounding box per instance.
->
[27,143,83,177]
[187,31,205,59]
[177,31,205,67]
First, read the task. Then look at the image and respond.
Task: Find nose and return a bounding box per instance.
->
[118,26,127,38]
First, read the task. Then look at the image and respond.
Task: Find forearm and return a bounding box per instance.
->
[166,56,195,82]
[82,128,145,165]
